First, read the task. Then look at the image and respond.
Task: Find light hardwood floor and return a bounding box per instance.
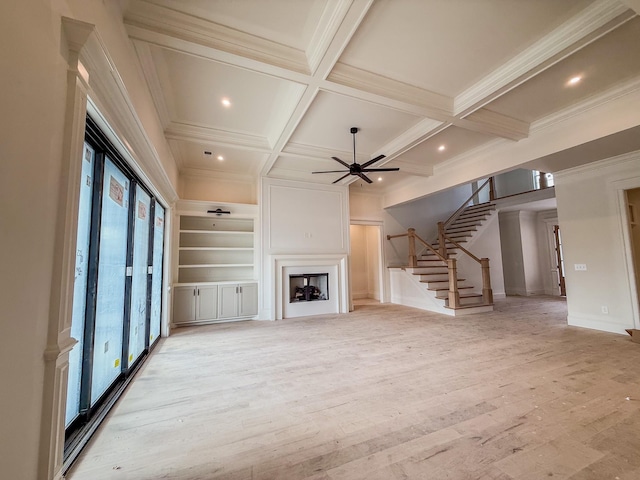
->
[67,297,640,480]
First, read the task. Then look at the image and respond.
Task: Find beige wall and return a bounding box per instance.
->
[555,152,640,334]
[0,2,177,477]
[180,174,257,204]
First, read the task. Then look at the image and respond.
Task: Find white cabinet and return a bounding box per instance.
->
[172,285,218,325]
[218,283,258,319]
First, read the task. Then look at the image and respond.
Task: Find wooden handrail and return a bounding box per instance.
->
[442,233,481,264]
[414,232,447,262]
[443,178,492,229]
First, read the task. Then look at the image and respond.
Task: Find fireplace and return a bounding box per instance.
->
[289,273,329,303]
[271,254,348,319]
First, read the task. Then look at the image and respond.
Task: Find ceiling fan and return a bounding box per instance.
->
[312,127,399,184]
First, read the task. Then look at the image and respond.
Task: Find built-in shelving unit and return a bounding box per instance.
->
[178,216,255,283]
[172,201,259,326]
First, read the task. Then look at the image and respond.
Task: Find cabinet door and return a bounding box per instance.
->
[196,285,218,321]
[239,283,258,316]
[173,286,196,324]
[218,284,239,319]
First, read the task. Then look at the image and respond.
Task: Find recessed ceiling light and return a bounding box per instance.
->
[438,145,446,152]
[217,155,224,161]
[221,97,231,107]
[377,177,383,182]
[567,76,582,86]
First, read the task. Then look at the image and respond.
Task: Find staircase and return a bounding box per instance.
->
[409,202,496,311]
[387,193,497,315]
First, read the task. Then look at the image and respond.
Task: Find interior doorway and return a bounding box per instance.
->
[350,224,384,306]
[626,187,640,317]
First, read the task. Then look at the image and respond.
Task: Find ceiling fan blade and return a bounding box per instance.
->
[312,170,350,174]
[362,167,400,172]
[332,173,352,184]
[331,156,351,168]
[357,173,373,184]
[361,154,386,169]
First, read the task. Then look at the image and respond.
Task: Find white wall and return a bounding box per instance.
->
[457,213,506,298]
[262,178,350,319]
[493,169,536,198]
[555,152,640,334]
[499,210,546,296]
[0,2,178,478]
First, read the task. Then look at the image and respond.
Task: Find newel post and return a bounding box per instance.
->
[408,228,417,267]
[481,258,493,304]
[447,258,460,308]
[437,221,446,258]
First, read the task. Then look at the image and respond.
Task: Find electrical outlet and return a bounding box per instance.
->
[574,264,587,271]
[104,341,109,353]
[601,306,609,314]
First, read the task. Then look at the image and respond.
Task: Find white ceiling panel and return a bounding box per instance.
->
[484,16,640,123]
[338,0,594,97]
[395,126,497,167]
[151,45,305,137]
[172,140,267,174]
[287,90,423,155]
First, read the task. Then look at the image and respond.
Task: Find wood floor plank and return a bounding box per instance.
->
[66,297,640,480]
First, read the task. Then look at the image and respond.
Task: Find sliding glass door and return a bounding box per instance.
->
[149,203,165,346]
[90,157,130,404]
[64,117,165,450]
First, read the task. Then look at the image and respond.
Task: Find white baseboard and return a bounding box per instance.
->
[567,314,632,335]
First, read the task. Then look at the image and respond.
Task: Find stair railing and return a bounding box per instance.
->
[437,178,492,257]
[387,228,465,308]
[433,178,494,306]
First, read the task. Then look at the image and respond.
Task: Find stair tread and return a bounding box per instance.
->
[435,291,481,297]
[444,302,492,310]
[430,286,475,292]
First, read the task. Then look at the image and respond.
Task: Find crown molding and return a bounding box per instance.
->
[532,77,640,133]
[165,122,272,152]
[454,0,634,116]
[67,18,178,204]
[553,149,640,180]
[125,0,310,74]
[131,40,171,129]
[327,62,453,119]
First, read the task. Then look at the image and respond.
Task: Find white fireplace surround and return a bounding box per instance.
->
[271,254,349,319]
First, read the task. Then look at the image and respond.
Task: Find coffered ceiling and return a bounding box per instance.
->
[124,0,640,196]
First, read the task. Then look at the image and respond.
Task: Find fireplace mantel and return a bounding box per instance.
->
[270,254,348,319]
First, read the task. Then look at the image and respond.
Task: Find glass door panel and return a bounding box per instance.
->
[149,203,165,346]
[91,157,129,404]
[65,142,95,426]
[128,185,151,365]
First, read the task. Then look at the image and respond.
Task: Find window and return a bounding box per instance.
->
[64,116,165,465]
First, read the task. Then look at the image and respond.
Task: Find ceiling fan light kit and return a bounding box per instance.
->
[312,127,399,184]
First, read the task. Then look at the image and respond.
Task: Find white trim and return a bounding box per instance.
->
[612,176,640,329]
[272,254,349,319]
[567,314,631,335]
[454,0,633,115]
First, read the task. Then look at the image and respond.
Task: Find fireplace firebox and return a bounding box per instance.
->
[289,273,329,303]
